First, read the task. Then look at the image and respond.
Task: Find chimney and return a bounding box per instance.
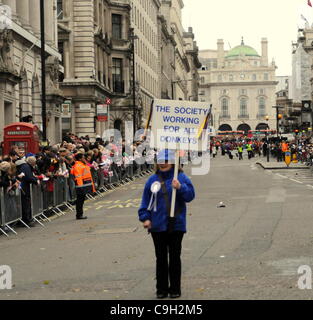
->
[261,38,268,67]
[217,39,224,68]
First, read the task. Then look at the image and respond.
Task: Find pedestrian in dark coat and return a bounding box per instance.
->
[19,157,39,226]
[138,149,195,299]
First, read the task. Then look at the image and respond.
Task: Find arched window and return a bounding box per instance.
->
[237,124,251,134]
[218,124,232,131]
[221,98,228,117]
[239,98,247,116]
[114,119,122,132]
[259,97,266,116]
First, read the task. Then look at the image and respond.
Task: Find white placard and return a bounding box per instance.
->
[150,99,211,151]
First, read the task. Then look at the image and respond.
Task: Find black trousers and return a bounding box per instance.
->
[75,188,86,217]
[151,231,184,294]
[21,194,32,223]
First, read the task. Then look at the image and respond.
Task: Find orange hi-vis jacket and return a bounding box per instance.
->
[71,161,95,192]
[282,142,289,152]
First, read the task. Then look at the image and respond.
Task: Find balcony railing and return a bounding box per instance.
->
[220,114,231,119]
[113,80,124,93]
[238,114,249,119]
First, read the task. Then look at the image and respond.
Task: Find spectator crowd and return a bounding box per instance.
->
[0,133,155,226]
[210,134,313,164]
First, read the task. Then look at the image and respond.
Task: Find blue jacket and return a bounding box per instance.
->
[138,168,195,232]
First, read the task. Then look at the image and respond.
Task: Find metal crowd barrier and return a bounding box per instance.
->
[0,161,154,237]
[0,188,22,236]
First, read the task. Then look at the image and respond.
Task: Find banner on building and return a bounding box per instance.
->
[97,104,108,122]
[149,99,211,151]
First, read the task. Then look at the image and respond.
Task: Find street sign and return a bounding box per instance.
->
[97,104,108,122]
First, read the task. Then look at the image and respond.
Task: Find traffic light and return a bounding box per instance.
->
[294,129,299,135]
[277,114,283,120]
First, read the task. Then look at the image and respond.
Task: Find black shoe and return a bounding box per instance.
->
[156,292,168,299]
[76,216,87,220]
[169,292,181,299]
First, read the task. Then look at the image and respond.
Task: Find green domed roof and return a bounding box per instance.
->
[226,40,260,58]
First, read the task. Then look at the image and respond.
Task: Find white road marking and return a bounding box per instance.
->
[289,179,303,184]
[276,174,287,179]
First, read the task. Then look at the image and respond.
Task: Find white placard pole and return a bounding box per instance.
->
[170,149,180,218]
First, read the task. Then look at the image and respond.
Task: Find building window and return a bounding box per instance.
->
[258,89,265,95]
[200,76,205,84]
[112,14,122,39]
[218,74,222,82]
[112,58,124,93]
[252,74,256,81]
[57,0,63,19]
[229,74,233,81]
[259,97,266,116]
[221,98,229,117]
[264,73,269,80]
[240,98,248,116]
[240,89,247,95]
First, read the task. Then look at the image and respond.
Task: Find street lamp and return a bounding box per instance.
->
[129,28,138,137]
[40,0,47,141]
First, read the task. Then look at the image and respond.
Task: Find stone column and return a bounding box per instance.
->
[16,0,30,28]
[29,0,40,35]
[64,41,70,79]
[261,38,268,67]
[44,0,54,44]
[217,39,224,69]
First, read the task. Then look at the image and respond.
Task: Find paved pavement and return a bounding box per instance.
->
[256,159,309,170]
[2,154,313,300]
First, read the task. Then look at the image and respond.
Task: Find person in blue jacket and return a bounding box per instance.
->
[138,149,195,299]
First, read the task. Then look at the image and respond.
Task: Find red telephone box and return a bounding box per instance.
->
[3,122,41,156]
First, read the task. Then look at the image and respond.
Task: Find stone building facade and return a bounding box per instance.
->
[199,38,277,133]
[0,0,62,144]
[168,0,190,100]
[183,27,201,101]
[129,0,160,128]
[157,2,176,100]
[57,0,132,139]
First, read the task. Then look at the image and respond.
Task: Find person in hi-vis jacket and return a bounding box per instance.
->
[138,149,195,299]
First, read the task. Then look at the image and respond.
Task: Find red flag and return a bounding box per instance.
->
[309,0,312,7]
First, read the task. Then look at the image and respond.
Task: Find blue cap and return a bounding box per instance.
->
[26,152,35,157]
[157,149,176,163]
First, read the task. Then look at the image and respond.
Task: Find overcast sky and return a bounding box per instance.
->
[182,0,313,76]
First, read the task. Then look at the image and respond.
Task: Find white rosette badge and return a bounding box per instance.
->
[147,181,161,212]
